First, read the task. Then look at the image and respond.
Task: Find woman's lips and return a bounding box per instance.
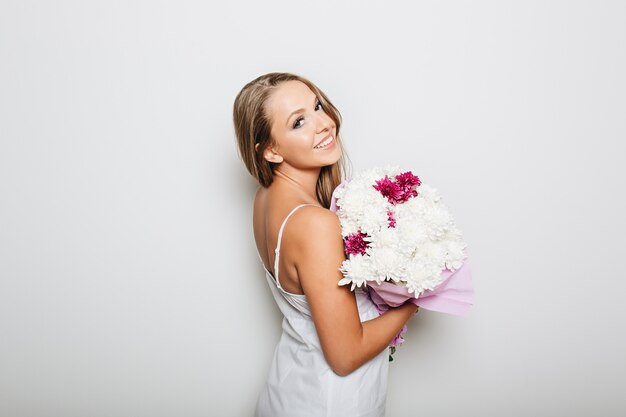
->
[314,135,335,149]
[314,132,332,147]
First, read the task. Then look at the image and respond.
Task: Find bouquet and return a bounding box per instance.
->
[329,165,474,360]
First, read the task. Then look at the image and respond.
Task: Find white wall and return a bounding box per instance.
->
[1,1,625,416]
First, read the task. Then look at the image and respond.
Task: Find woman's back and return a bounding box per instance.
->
[253,188,389,417]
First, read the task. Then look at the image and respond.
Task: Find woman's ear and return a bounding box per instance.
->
[256,142,284,164]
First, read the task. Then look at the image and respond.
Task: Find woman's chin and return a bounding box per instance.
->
[319,149,342,165]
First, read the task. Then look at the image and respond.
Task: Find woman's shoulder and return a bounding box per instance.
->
[254,185,339,237]
[291,203,334,221]
[286,204,341,242]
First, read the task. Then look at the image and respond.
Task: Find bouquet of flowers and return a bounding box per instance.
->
[329,165,474,360]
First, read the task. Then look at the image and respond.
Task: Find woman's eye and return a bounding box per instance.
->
[293,116,304,129]
[293,100,322,129]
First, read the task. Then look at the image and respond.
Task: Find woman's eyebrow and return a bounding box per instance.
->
[285,95,318,126]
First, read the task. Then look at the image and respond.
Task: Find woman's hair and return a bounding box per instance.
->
[233,72,351,209]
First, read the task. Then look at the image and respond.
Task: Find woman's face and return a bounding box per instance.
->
[263,80,341,169]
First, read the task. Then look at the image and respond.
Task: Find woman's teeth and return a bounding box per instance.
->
[314,136,334,149]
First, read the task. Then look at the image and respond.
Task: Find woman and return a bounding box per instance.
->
[233,72,419,417]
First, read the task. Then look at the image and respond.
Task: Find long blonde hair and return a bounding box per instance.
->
[233,72,351,208]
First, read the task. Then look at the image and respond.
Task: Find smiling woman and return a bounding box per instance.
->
[233,72,419,417]
[233,73,348,208]
[258,79,342,177]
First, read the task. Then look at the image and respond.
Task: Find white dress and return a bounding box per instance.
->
[255,204,389,417]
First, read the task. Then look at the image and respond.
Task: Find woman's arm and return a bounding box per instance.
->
[291,207,419,377]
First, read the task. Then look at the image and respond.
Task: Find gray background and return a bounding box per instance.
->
[1,0,625,416]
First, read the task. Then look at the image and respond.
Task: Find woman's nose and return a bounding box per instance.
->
[315,112,332,133]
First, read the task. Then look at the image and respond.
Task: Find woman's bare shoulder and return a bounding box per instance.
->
[289,203,335,220]
[287,205,342,243]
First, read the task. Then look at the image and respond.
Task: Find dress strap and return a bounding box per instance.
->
[274,203,320,290]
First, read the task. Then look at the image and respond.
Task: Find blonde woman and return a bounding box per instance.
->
[233,72,419,417]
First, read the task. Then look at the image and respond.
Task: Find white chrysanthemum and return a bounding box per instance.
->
[337,184,370,218]
[416,240,447,267]
[379,164,401,178]
[368,226,400,250]
[338,254,372,291]
[416,183,440,204]
[403,261,431,293]
[333,183,347,199]
[445,223,464,240]
[357,165,397,185]
[421,204,454,240]
[368,246,407,283]
[395,216,428,252]
[359,199,390,236]
[338,216,361,235]
[443,238,468,270]
[397,193,427,214]
[403,260,444,294]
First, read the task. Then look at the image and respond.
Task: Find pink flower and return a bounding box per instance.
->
[397,188,417,203]
[373,172,421,205]
[395,171,421,189]
[390,325,408,347]
[344,230,370,256]
[394,171,421,203]
[373,176,403,205]
[387,209,396,228]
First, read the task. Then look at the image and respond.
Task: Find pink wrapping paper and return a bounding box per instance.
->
[367,258,474,316]
[330,179,474,316]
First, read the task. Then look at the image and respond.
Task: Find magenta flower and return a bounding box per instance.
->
[387,209,396,228]
[373,172,421,205]
[390,324,408,347]
[395,171,421,189]
[394,171,421,203]
[373,176,403,205]
[397,188,417,203]
[344,230,370,256]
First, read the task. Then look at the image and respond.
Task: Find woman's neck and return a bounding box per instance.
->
[273,165,321,204]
